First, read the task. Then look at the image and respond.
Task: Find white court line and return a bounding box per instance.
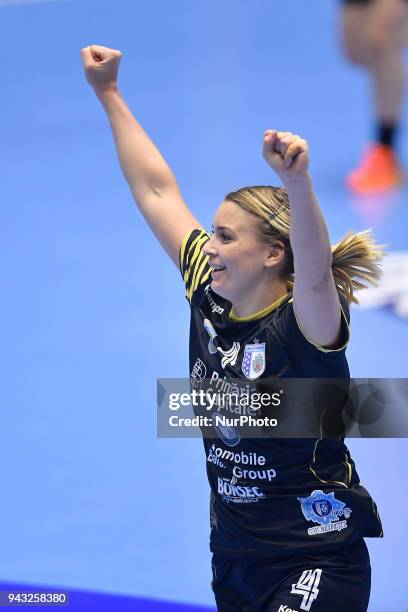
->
[0,0,60,6]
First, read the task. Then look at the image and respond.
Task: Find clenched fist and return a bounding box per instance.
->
[80,45,122,92]
[263,130,309,183]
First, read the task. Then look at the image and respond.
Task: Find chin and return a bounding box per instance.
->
[211,280,232,302]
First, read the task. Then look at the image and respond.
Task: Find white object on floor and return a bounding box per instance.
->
[355,252,408,318]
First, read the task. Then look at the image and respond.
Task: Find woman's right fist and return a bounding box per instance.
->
[80,45,122,92]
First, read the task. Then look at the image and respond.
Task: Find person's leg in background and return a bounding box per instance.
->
[341,0,408,194]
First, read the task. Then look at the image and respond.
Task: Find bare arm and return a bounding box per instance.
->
[81,45,200,266]
[263,131,342,348]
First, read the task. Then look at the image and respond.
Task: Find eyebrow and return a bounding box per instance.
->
[212,224,234,232]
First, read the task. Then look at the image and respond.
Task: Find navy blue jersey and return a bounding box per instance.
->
[180,229,383,558]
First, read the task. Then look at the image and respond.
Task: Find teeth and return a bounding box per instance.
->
[211,266,225,271]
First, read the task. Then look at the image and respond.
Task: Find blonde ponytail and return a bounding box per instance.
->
[225,186,385,306]
[331,230,384,304]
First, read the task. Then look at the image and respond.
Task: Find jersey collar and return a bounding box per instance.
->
[229,287,292,322]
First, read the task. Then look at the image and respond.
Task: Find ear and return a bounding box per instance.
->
[264,241,286,269]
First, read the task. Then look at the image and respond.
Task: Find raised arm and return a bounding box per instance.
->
[263,130,343,348]
[80,45,200,266]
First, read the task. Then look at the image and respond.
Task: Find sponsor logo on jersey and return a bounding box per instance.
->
[203,319,218,355]
[297,490,352,536]
[205,284,225,314]
[202,318,240,366]
[291,569,321,611]
[207,337,217,355]
[207,371,256,415]
[277,606,299,612]
[207,444,277,482]
[207,445,226,468]
[213,420,241,447]
[217,477,265,504]
[207,444,267,466]
[219,342,240,368]
[242,342,266,379]
[190,357,207,390]
[231,464,276,483]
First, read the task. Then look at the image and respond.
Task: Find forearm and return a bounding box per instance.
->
[95,86,178,202]
[284,175,333,286]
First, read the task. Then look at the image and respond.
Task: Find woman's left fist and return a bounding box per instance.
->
[263,130,309,182]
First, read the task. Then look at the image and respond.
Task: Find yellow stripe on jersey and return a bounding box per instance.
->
[345,451,353,484]
[192,262,211,297]
[309,439,351,489]
[229,291,290,321]
[293,305,350,353]
[188,235,209,290]
[309,465,349,489]
[179,231,190,276]
[179,229,211,303]
[371,500,384,537]
[181,232,202,283]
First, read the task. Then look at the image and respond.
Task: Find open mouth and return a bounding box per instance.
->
[210,265,226,278]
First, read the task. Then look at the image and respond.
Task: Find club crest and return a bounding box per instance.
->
[241,342,266,380]
[297,490,352,536]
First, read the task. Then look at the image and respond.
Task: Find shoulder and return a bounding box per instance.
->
[273,291,350,355]
[179,228,212,303]
[179,229,210,269]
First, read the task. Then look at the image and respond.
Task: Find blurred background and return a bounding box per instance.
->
[0,0,407,610]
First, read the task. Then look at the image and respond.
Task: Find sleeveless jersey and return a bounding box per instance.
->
[180,228,383,558]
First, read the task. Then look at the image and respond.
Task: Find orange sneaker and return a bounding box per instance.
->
[346,144,403,195]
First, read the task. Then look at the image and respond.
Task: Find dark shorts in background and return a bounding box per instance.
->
[342,0,373,4]
[211,539,371,612]
[342,0,408,4]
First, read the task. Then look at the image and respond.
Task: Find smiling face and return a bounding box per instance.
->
[202,200,285,305]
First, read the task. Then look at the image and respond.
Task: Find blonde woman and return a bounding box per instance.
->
[81,45,383,612]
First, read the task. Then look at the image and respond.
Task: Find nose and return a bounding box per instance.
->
[203,234,217,256]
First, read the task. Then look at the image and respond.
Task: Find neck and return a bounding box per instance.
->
[231,279,289,318]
